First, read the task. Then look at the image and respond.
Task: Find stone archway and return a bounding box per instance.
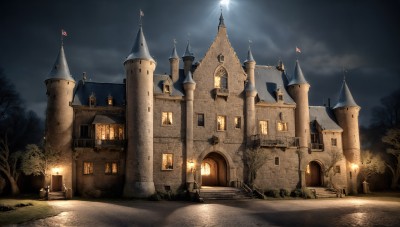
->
[305,161,323,187]
[201,152,227,186]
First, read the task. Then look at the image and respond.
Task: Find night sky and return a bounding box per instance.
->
[1,0,399,126]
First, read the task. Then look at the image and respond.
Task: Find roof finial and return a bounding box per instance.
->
[61,29,67,46]
[342,67,347,81]
[139,9,144,27]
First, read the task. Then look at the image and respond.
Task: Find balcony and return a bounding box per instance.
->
[310,143,324,151]
[213,88,229,100]
[74,139,126,149]
[251,135,300,148]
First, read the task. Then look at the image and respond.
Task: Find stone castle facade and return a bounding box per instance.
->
[44,14,361,198]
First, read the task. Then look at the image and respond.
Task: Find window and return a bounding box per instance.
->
[197,113,205,126]
[161,153,174,170]
[278,94,283,101]
[275,157,280,166]
[201,162,211,176]
[214,67,228,89]
[335,165,341,174]
[259,121,268,135]
[107,95,113,106]
[234,117,241,129]
[277,122,288,131]
[105,162,118,174]
[95,124,124,140]
[164,84,170,93]
[162,112,173,125]
[80,125,89,138]
[217,115,226,131]
[89,94,96,107]
[331,138,337,147]
[83,162,93,175]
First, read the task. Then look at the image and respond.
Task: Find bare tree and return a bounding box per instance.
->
[382,128,400,189]
[360,150,386,183]
[323,149,343,188]
[244,146,270,187]
[0,134,22,195]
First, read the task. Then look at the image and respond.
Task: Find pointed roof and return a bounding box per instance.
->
[333,79,359,109]
[47,44,74,81]
[182,41,194,58]
[288,60,308,85]
[183,71,195,84]
[244,47,255,63]
[169,45,179,59]
[125,26,155,63]
[218,12,225,28]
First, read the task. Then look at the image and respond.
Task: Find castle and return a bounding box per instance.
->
[44,13,361,198]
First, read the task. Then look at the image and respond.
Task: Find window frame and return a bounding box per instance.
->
[217,115,227,131]
[234,116,241,129]
[161,112,173,126]
[105,162,118,175]
[259,120,268,135]
[214,67,228,89]
[161,153,174,171]
[197,113,205,127]
[274,157,280,166]
[331,138,337,147]
[83,162,94,175]
[277,121,288,132]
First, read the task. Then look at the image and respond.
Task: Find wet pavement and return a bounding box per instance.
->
[19,196,400,226]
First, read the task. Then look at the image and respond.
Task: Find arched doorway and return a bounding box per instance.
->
[201,152,227,186]
[305,161,323,187]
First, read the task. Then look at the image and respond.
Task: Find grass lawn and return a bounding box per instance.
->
[0,199,58,225]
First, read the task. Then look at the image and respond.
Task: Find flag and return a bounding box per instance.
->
[61,29,67,36]
[296,46,301,53]
[140,9,144,17]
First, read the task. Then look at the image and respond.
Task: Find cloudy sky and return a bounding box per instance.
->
[1,0,399,126]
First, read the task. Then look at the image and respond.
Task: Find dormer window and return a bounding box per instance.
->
[276,87,284,102]
[89,93,96,107]
[163,81,172,94]
[107,95,113,106]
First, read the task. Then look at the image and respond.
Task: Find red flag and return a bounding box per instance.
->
[296,46,301,53]
[61,29,67,36]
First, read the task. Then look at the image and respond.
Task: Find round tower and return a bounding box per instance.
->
[44,43,75,190]
[287,60,311,149]
[182,41,194,76]
[244,47,257,143]
[123,25,156,198]
[333,79,361,194]
[169,44,179,83]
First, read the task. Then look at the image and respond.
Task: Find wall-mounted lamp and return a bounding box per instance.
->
[52,167,61,175]
[188,160,195,172]
[350,163,359,172]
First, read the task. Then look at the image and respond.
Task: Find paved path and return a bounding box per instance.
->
[20,196,400,226]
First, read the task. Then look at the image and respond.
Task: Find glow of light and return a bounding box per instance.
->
[220,0,230,8]
[351,163,359,171]
[53,167,61,175]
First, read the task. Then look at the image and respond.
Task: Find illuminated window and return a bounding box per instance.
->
[277,122,288,131]
[161,153,174,170]
[331,138,337,146]
[306,164,310,174]
[201,162,211,176]
[197,113,205,126]
[162,112,173,125]
[217,115,226,131]
[259,121,268,135]
[83,162,93,175]
[105,162,118,174]
[214,67,228,89]
[107,95,113,106]
[89,94,96,107]
[95,124,124,140]
[234,117,241,129]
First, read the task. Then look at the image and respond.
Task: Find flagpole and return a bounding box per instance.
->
[61,29,63,46]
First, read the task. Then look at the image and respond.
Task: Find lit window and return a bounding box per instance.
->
[89,94,96,107]
[217,115,226,131]
[95,124,124,140]
[161,153,174,170]
[163,84,170,94]
[259,121,268,135]
[105,162,118,174]
[214,67,228,89]
[234,117,241,129]
[201,162,211,176]
[275,157,280,166]
[277,122,288,131]
[331,138,337,146]
[107,95,113,106]
[83,162,93,175]
[198,113,205,126]
[162,112,173,125]
[306,164,310,174]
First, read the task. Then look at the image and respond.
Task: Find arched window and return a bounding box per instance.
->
[214,67,228,89]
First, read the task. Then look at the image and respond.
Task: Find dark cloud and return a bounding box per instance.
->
[1,0,399,126]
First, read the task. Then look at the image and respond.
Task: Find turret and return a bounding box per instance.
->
[44,43,75,190]
[287,60,311,149]
[244,47,257,141]
[182,41,194,76]
[123,24,156,198]
[169,44,179,83]
[333,79,361,194]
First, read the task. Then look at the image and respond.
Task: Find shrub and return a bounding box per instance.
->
[290,188,303,197]
[280,189,290,197]
[265,189,281,198]
[303,188,316,199]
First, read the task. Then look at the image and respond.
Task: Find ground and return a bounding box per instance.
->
[12,194,400,226]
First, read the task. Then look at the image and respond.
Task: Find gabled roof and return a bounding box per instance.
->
[47,44,74,81]
[309,106,342,131]
[254,66,295,104]
[153,70,185,97]
[288,60,308,86]
[125,26,155,63]
[333,80,359,109]
[72,81,125,106]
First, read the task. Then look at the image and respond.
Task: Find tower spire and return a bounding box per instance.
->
[47,42,74,81]
[288,60,308,85]
[333,79,359,109]
[125,24,155,63]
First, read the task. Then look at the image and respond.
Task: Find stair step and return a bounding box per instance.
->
[200,187,252,200]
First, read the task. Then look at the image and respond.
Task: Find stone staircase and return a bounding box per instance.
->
[199,186,253,200]
[48,191,66,200]
[308,187,341,198]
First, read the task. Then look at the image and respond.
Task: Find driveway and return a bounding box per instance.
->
[20,196,400,226]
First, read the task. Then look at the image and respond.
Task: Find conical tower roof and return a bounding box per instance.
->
[333,79,359,109]
[244,46,255,63]
[125,26,155,63]
[182,41,194,58]
[218,12,225,28]
[169,45,179,59]
[47,44,74,81]
[288,60,308,85]
[183,71,195,84]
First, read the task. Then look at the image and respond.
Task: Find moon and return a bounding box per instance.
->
[220,0,230,8]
